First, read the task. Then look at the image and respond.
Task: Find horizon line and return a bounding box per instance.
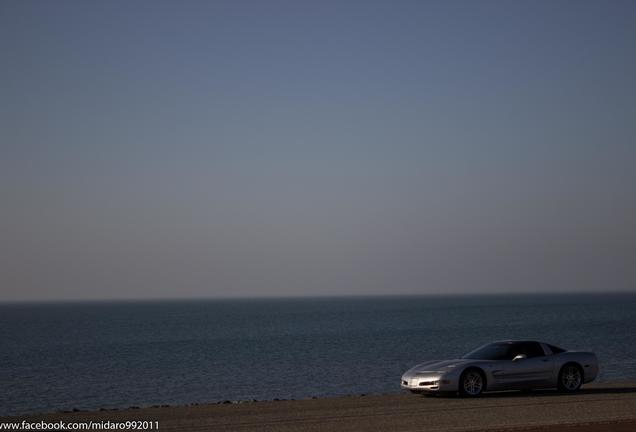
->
[1,289,635,304]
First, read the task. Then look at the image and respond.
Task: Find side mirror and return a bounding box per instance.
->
[512,354,527,362]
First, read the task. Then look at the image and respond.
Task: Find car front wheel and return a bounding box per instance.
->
[459,369,485,397]
[558,364,583,392]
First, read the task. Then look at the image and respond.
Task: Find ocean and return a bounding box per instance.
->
[1,293,635,416]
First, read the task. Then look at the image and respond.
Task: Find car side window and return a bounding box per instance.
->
[523,342,545,358]
[547,344,565,354]
[507,343,525,360]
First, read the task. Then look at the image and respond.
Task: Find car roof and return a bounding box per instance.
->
[492,340,543,344]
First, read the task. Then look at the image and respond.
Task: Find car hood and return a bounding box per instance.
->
[404,359,473,376]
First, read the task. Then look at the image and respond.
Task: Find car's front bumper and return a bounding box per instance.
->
[400,375,456,393]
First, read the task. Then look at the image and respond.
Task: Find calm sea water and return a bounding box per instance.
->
[1,293,635,416]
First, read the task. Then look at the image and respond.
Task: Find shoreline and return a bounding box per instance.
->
[4,379,633,418]
[2,391,386,418]
[3,381,636,431]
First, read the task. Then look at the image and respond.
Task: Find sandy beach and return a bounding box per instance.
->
[3,382,635,432]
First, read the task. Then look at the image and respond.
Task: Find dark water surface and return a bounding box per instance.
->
[1,293,635,415]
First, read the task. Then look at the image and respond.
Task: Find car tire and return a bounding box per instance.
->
[459,368,486,397]
[557,363,583,392]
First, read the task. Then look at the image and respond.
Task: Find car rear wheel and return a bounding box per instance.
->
[558,364,583,392]
[459,369,485,397]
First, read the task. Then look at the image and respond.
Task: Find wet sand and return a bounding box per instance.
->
[3,382,636,431]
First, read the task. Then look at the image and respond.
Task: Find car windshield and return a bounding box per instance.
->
[462,343,515,360]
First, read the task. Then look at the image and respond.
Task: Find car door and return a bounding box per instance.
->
[492,342,554,389]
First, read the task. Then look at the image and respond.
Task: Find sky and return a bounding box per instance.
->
[1,0,635,301]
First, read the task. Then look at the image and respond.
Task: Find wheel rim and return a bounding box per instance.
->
[463,372,483,395]
[562,366,581,390]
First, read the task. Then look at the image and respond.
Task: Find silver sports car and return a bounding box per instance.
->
[401,340,598,397]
